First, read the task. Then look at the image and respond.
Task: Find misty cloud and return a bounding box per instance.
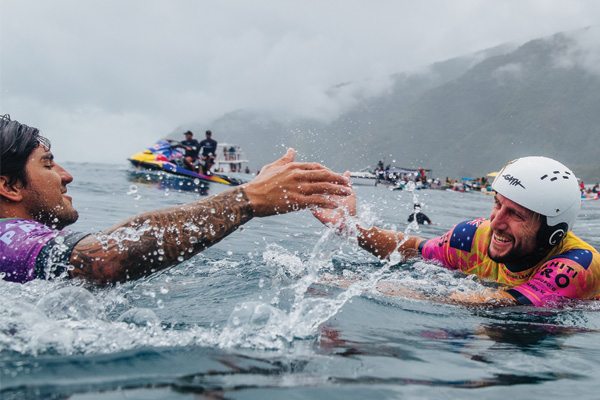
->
[492,63,524,83]
[2,0,600,163]
[554,27,600,76]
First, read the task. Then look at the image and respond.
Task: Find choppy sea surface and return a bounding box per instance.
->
[2,162,600,400]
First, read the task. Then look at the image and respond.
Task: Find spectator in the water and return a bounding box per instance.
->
[407,203,432,225]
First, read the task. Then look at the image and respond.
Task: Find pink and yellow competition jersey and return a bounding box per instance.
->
[420,218,600,306]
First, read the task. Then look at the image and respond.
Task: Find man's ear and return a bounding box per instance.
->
[0,176,23,202]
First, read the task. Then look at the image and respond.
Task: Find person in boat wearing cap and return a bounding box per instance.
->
[180,130,201,171]
[198,130,218,174]
[0,115,351,284]
[314,157,600,307]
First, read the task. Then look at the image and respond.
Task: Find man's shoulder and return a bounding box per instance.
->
[447,218,489,253]
[547,232,600,270]
[0,218,56,243]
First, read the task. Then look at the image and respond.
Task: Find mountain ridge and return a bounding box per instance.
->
[174,28,599,181]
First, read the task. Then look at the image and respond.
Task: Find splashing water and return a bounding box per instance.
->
[217,200,435,350]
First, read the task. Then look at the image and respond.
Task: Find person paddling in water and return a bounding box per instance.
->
[407,203,432,225]
[314,157,600,307]
[0,115,351,284]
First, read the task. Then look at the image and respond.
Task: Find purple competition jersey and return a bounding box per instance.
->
[0,218,88,283]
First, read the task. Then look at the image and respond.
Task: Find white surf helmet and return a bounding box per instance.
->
[491,156,581,247]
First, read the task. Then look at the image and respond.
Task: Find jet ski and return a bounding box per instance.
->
[128,140,244,186]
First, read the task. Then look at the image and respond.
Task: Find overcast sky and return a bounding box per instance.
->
[1,0,599,163]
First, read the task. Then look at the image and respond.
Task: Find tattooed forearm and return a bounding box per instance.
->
[69,187,254,283]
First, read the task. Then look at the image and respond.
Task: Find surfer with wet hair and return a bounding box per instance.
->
[0,115,351,284]
[314,158,600,307]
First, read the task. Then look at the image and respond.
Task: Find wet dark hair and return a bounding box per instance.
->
[205,130,212,136]
[0,114,49,186]
[184,130,193,136]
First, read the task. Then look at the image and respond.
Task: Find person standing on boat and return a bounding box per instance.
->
[199,130,218,174]
[0,115,351,284]
[181,130,200,171]
[313,157,600,307]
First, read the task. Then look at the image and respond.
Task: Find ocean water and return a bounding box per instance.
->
[2,162,600,400]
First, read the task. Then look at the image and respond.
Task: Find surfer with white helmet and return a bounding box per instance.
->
[314,157,600,306]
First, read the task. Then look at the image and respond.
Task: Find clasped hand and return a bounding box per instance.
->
[243,149,353,217]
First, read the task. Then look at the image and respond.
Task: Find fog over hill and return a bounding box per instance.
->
[176,28,600,181]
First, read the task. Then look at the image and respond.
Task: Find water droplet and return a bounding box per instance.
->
[117,308,159,327]
[127,185,138,195]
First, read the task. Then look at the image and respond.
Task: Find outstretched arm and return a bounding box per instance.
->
[69,187,252,283]
[312,181,518,306]
[312,176,424,260]
[355,226,424,260]
[69,149,351,284]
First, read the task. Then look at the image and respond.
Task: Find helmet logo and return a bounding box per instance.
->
[501,174,525,189]
[540,170,571,182]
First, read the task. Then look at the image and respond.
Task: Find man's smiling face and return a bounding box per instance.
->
[488,193,541,266]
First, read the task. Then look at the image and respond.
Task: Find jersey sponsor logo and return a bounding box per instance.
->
[0,230,16,245]
[449,220,479,252]
[538,262,579,291]
[0,221,40,245]
[502,174,525,189]
[548,249,594,270]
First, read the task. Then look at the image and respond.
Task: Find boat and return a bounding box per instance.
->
[214,143,250,174]
[127,168,210,194]
[128,140,245,187]
[352,166,432,188]
[349,168,378,186]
